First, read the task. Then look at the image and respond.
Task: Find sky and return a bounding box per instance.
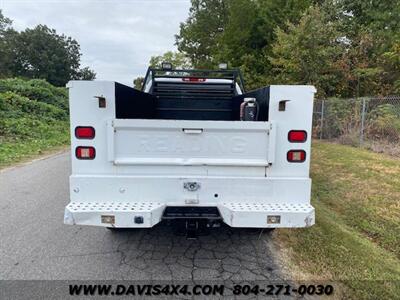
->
[0,0,191,86]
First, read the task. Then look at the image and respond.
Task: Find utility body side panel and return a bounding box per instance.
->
[267,85,315,177]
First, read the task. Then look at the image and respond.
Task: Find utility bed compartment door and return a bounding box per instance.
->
[108,119,273,166]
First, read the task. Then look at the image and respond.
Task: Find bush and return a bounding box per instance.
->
[0,78,69,166]
[0,91,67,121]
[367,104,400,141]
[0,78,68,110]
[319,98,362,139]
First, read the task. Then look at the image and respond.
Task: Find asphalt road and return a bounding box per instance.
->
[0,152,289,285]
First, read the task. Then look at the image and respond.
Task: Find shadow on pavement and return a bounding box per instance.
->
[103,222,284,282]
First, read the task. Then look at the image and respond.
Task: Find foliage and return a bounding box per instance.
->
[340,0,400,43]
[316,97,400,146]
[0,10,11,32]
[216,0,262,67]
[0,78,69,167]
[76,67,96,81]
[367,104,400,141]
[270,5,345,97]
[175,0,313,89]
[0,10,14,77]
[0,78,68,110]
[175,0,229,68]
[218,0,312,89]
[0,10,95,86]
[133,77,144,90]
[343,32,387,97]
[176,1,400,96]
[133,51,192,90]
[380,42,400,94]
[149,51,192,69]
[334,0,400,96]
[320,98,361,139]
[214,0,268,89]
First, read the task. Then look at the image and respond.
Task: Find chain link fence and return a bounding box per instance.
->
[313,96,400,156]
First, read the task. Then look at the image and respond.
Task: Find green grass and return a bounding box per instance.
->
[0,131,69,169]
[277,141,400,299]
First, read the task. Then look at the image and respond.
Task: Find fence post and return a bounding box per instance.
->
[360,98,366,146]
[320,100,325,139]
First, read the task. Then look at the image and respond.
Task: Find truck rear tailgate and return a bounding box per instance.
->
[107,119,274,167]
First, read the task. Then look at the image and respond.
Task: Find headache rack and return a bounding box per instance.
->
[136,68,246,121]
[141,68,246,92]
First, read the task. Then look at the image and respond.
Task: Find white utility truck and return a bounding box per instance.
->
[64,65,316,236]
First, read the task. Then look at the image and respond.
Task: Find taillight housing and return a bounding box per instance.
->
[287,150,306,163]
[182,77,206,82]
[75,126,95,139]
[76,146,96,160]
[288,130,307,143]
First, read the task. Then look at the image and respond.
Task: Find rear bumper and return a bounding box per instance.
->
[65,175,314,228]
[64,202,314,228]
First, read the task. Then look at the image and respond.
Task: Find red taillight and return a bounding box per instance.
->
[288,130,307,143]
[76,146,96,160]
[75,126,95,139]
[182,77,206,82]
[287,150,306,162]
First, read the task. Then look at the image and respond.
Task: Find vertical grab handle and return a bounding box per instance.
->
[106,120,115,162]
[268,122,276,165]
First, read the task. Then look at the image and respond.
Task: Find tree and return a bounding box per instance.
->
[337,1,400,96]
[0,10,11,32]
[219,0,312,67]
[133,51,192,90]
[133,77,144,90]
[214,0,270,89]
[257,0,315,45]
[380,41,400,94]
[216,0,262,66]
[0,10,14,77]
[0,11,96,85]
[75,66,96,81]
[175,0,229,68]
[10,25,95,86]
[340,0,400,44]
[149,51,192,69]
[270,5,347,97]
[176,0,313,89]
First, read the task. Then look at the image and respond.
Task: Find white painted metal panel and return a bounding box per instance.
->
[267,85,315,177]
[218,202,315,228]
[64,202,165,228]
[111,119,271,167]
[69,175,311,205]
